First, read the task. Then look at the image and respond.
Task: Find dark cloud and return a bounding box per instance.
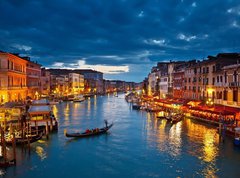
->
[0,0,240,82]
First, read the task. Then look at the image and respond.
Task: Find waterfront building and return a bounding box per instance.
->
[147,66,160,97]
[183,61,201,100]
[48,69,103,94]
[157,63,168,99]
[142,78,148,95]
[103,80,125,93]
[199,54,239,103]
[125,82,136,91]
[222,63,240,107]
[40,68,51,97]
[25,58,42,99]
[68,73,84,95]
[0,52,27,103]
[50,75,68,97]
[75,69,103,94]
[173,65,187,99]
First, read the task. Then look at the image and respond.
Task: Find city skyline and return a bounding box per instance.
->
[1,0,240,82]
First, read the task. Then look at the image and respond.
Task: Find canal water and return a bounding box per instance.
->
[2,94,240,178]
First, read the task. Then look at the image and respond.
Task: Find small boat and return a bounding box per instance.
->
[171,114,183,124]
[4,133,43,146]
[132,103,141,110]
[0,159,16,167]
[65,123,113,138]
[234,127,240,146]
[157,116,166,119]
[73,95,85,102]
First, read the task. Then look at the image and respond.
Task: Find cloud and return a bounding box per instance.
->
[138,11,144,17]
[49,59,129,74]
[12,44,32,51]
[144,39,166,46]
[192,2,197,7]
[232,20,240,28]
[52,62,64,67]
[177,33,196,42]
[227,6,240,15]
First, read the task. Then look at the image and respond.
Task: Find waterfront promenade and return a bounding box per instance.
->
[2,94,240,178]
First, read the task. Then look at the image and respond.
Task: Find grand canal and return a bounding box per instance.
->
[2,94,240,178]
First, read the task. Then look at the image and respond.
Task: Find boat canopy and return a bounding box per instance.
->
[28,105,52,115]
[32,99,50,106]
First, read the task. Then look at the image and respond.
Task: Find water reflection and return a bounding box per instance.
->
[64,103,70,121]
[169,122,182,157]
[35,146,47,161]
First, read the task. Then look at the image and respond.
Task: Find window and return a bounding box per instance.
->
[203,67,205,73]
[217,76,219,83]
[188,78,191,83]
[225,72,227,83]
[223,90,227,100]
[194,68,197,74]
[233,90,238,102]
[219,91,222,99]
[234,71,238,82]
[212,66,215,72]
[220,76,223,83]
[206,67,209,73]
[212,77,215,85]
[193,86,196,92]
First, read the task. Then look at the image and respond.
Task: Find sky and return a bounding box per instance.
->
[0,0,240,82]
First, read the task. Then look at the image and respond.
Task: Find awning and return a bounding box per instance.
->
[32,99,50,105]
[28,105,51,115]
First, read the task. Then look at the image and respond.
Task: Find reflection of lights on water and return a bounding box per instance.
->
[37,140,46,144]
[36,146,47,161]
[168,122,182,157]
[73,103,79,118]
[203,132,218,163]
[64,103,70,121]
[0,169,5,176]
[185,119,219,177]
[94,95,97,107]
[52,105,58,117]
[87,99,91,111]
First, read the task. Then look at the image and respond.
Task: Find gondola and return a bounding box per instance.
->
[0,159,16,167]
[65,123,113,138]
[5,133,43,146]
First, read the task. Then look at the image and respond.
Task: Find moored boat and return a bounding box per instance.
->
[3,132,43,146]
[132,103,141,110]
[234,127,240,146]
[73,95,85,102]
[65,123,113,138]
[171,114,184,124]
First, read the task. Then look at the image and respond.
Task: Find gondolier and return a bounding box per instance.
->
[104,120,108,127]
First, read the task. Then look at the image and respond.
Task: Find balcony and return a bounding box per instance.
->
[0,86,27,90]
[229,82,240,87]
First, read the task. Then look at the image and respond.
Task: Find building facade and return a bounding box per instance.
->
[0,52,28,103]
[26,58,41,99]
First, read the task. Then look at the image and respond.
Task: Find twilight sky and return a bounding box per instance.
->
[0,0,240,82]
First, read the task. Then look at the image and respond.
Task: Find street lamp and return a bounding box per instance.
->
[206,98,213,107]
